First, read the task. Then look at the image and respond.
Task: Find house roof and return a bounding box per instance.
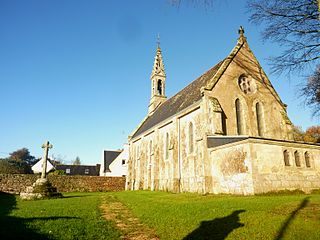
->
[132,60,224,139]
[56,164,100,176]
[103,150,122,173]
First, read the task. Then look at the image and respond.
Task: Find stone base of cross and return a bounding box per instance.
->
[20,141,62,200]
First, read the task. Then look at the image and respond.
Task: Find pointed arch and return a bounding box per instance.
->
[189,122,194,154]
[149,140,153,156]
[305,152,311,168]
[256,102,264,136]
[294,151,301,167]
[283,150,290,166]
[165,132,169,159]
[157,79,162,95]
[235,98,244,135]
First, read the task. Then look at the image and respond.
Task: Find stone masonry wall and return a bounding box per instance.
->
[0,174,125,194]
[250,141,320,194]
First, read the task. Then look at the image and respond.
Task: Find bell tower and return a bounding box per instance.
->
[148,36,167,115]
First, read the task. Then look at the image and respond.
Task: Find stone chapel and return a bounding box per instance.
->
[126,27,320,195]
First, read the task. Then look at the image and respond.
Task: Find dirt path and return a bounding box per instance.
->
[101,195,160,240]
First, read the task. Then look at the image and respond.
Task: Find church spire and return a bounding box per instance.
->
[150,35,166,79]
[148,36,167,115]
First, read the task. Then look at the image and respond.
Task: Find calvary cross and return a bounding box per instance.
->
[41,140,53,179]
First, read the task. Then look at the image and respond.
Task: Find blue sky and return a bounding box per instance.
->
[0,0,318,164]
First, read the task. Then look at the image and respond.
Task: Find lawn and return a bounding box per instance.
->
[0,192,120,240]
[1,191,320,240]
[112,191,320,240]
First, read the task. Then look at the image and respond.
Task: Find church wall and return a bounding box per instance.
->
[178,107,205,193]
[208,143,254,195]
[204,47,292,140]
[127,120,179,192]
[127,104,207,193]
[250,141,320,194]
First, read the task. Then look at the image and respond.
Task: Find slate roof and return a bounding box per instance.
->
[132,60,224,139]
[56,164,101,176]
[103,150,122,173]
[207,136,249,148]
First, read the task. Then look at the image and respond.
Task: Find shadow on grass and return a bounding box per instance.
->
[274,197,310,240]
[0,192,78,240]
[183,210,246,240]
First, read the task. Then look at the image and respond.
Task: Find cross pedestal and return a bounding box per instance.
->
[20,141,62,200]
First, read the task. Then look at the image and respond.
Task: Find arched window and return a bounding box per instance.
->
[136,146,140,159]
[256,102,263,136]
[235,99,243,135]
[283,150,290,166]
[157,79,162,95]
[149,140,153,156]
[189,122,194,154]
[294,151,301,167]
[305,152,311,168]
[165,133,169,159]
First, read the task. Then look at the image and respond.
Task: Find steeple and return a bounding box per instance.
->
[148,36,167,115]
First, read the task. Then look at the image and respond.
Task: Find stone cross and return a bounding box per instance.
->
[41,140,53,179]
[238,26,245,36]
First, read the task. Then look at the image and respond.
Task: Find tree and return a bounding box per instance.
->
[248,0,319,74]
[171,0,320,115]
[301,66,320,116]
[292,125,305,142]
[0,159,22,174]
[292,125,320,143]
[73,156,81,165]
[0,148,36,174]
[305,125,320,143]
[9,148,36,165]
[248,0,320,115]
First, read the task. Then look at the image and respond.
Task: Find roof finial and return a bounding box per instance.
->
[238,26,245,36]
[157,33,160,48]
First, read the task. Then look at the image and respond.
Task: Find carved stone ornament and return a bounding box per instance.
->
[238,74,256,94]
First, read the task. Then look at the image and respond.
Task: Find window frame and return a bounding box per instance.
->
[188,122,194,154]
[283,150,290,166]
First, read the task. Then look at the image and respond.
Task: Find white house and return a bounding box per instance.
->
[32,158,55,174]
[100,144,128,177]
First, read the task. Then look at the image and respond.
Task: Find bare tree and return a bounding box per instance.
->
[301,66,320,116]
[170,0,320,115]
[73,156,81,165]
[248,0,320,115]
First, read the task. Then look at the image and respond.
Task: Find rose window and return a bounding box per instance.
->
[238,75,256,94]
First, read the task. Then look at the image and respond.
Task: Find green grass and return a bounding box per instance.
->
[0,192,120,240]
[111,191,320,240]
[1,191,320,240]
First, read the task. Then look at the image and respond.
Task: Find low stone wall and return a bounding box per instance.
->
[0,174,125,194]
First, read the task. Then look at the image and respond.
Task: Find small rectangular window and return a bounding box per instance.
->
[66,168,70,174]
[85,169,89,174]
[122,160,126,165]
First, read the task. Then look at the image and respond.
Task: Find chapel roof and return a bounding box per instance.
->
[131,27,285,140]
[132,60,224,139]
